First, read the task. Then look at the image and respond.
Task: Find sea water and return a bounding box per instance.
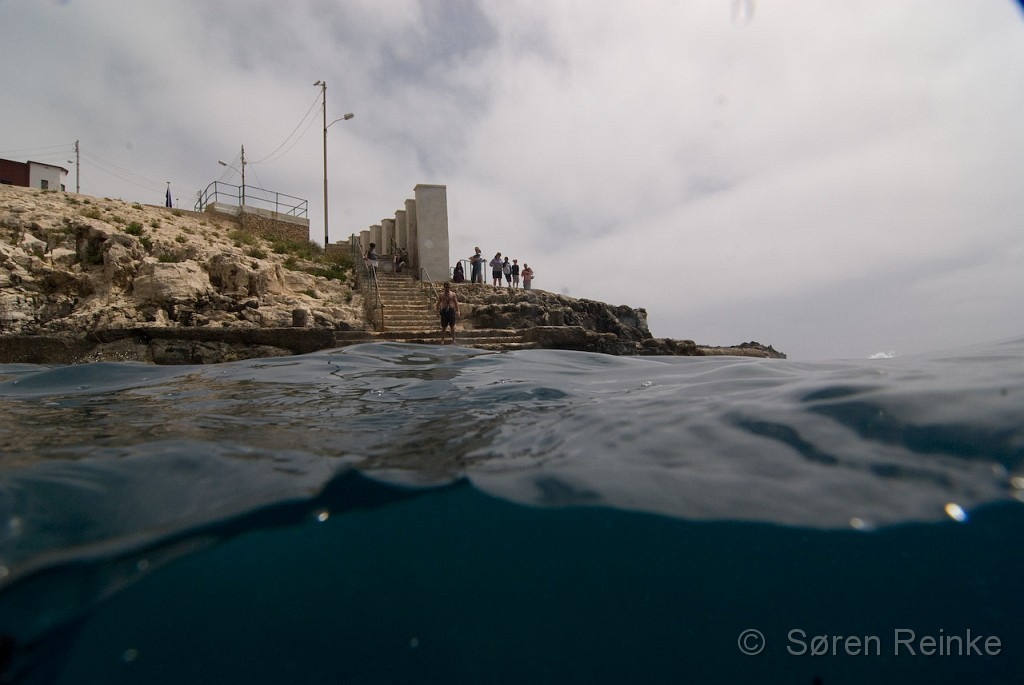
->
[0,339,1022,684]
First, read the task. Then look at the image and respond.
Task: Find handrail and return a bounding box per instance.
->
[369,263,384,332]
[452,258,472,282]
[419,266,441,309]
[353,241,385,332]
[194,181,308,218]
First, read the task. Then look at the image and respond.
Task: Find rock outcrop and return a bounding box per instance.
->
[1,185,784,363]
[1,185,362,347]
[452,285,784,358]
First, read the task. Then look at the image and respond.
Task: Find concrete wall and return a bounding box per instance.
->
[239,212,309,244]
[205,205,310,244]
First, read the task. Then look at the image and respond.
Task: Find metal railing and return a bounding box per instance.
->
[353,242,385,332]
[452,258,472,283]
[194,181,308,218]
[419,266,440,307]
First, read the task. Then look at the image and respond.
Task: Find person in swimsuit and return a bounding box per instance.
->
[436,281,460,344]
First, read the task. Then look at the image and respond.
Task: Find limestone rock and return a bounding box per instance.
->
[103,239,146,287]
[133,261,212,305]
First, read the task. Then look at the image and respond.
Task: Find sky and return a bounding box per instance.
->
[2,0,1022,360]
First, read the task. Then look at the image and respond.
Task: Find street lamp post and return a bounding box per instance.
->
[315,80,353,248]
[218,145,246,207]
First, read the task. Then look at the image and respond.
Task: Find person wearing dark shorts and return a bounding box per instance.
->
[490,253,503,286]
[436,281,460,344]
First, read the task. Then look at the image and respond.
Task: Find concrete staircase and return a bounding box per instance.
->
[334,272,536,351]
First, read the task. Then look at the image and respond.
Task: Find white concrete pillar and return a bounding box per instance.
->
[381,218,395,254]
[405,198,418,272]
[395,209,407,252]
[370,224,382,254]
[413,184,449,284]
[359,229,371,254]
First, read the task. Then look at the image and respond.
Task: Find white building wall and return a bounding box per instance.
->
[28,162,67,191]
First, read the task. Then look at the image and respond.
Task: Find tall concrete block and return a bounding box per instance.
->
[413,185,449,283]
[381,218,395,254]
[370,224,382,253]
[405,198,418,272]
[359,230,371,255]
[395,209,407,252]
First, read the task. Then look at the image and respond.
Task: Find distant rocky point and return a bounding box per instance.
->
[0,185,783,364]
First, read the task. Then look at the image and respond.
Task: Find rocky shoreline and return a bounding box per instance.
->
[1,185,784,364]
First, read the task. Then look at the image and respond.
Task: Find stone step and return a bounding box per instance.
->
[357,274,528,350]
[383,315,435,322]
[333,328,529,348]
[382,314,436,322]
[381,305,433,313]
[336,328,522,339]
[332,336,538,351]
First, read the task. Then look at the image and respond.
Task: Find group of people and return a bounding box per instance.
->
[437,246,538,344]
[365,241,539,344]
[364,242,408,274]
[453,247,534,290]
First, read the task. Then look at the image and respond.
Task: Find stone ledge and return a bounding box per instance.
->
[0,326,785,365]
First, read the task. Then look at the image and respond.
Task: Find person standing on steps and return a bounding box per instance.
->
[490,252,503,286]
[436,281,460,345]
[522,263,534,290]
[470,247,483,283]
[502,257,512,287]
[511,259,520,288]
[365,242,378,278]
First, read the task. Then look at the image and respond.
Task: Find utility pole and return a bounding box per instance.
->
[74,140,80,193]
[317,80,329,247]
[314,80,353,249]
[240,144,246,208]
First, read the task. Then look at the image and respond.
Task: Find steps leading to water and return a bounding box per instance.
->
[347,272,535,351]
[333,328,535,350]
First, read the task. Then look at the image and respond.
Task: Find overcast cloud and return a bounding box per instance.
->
[2,0,1022,359]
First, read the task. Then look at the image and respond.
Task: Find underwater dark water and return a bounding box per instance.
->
[1,340,1022,684]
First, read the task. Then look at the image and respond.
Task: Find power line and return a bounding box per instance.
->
[80,149,166,194]
[216,150,242,183]
[249,91,322,166]
[0,142,75,158]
